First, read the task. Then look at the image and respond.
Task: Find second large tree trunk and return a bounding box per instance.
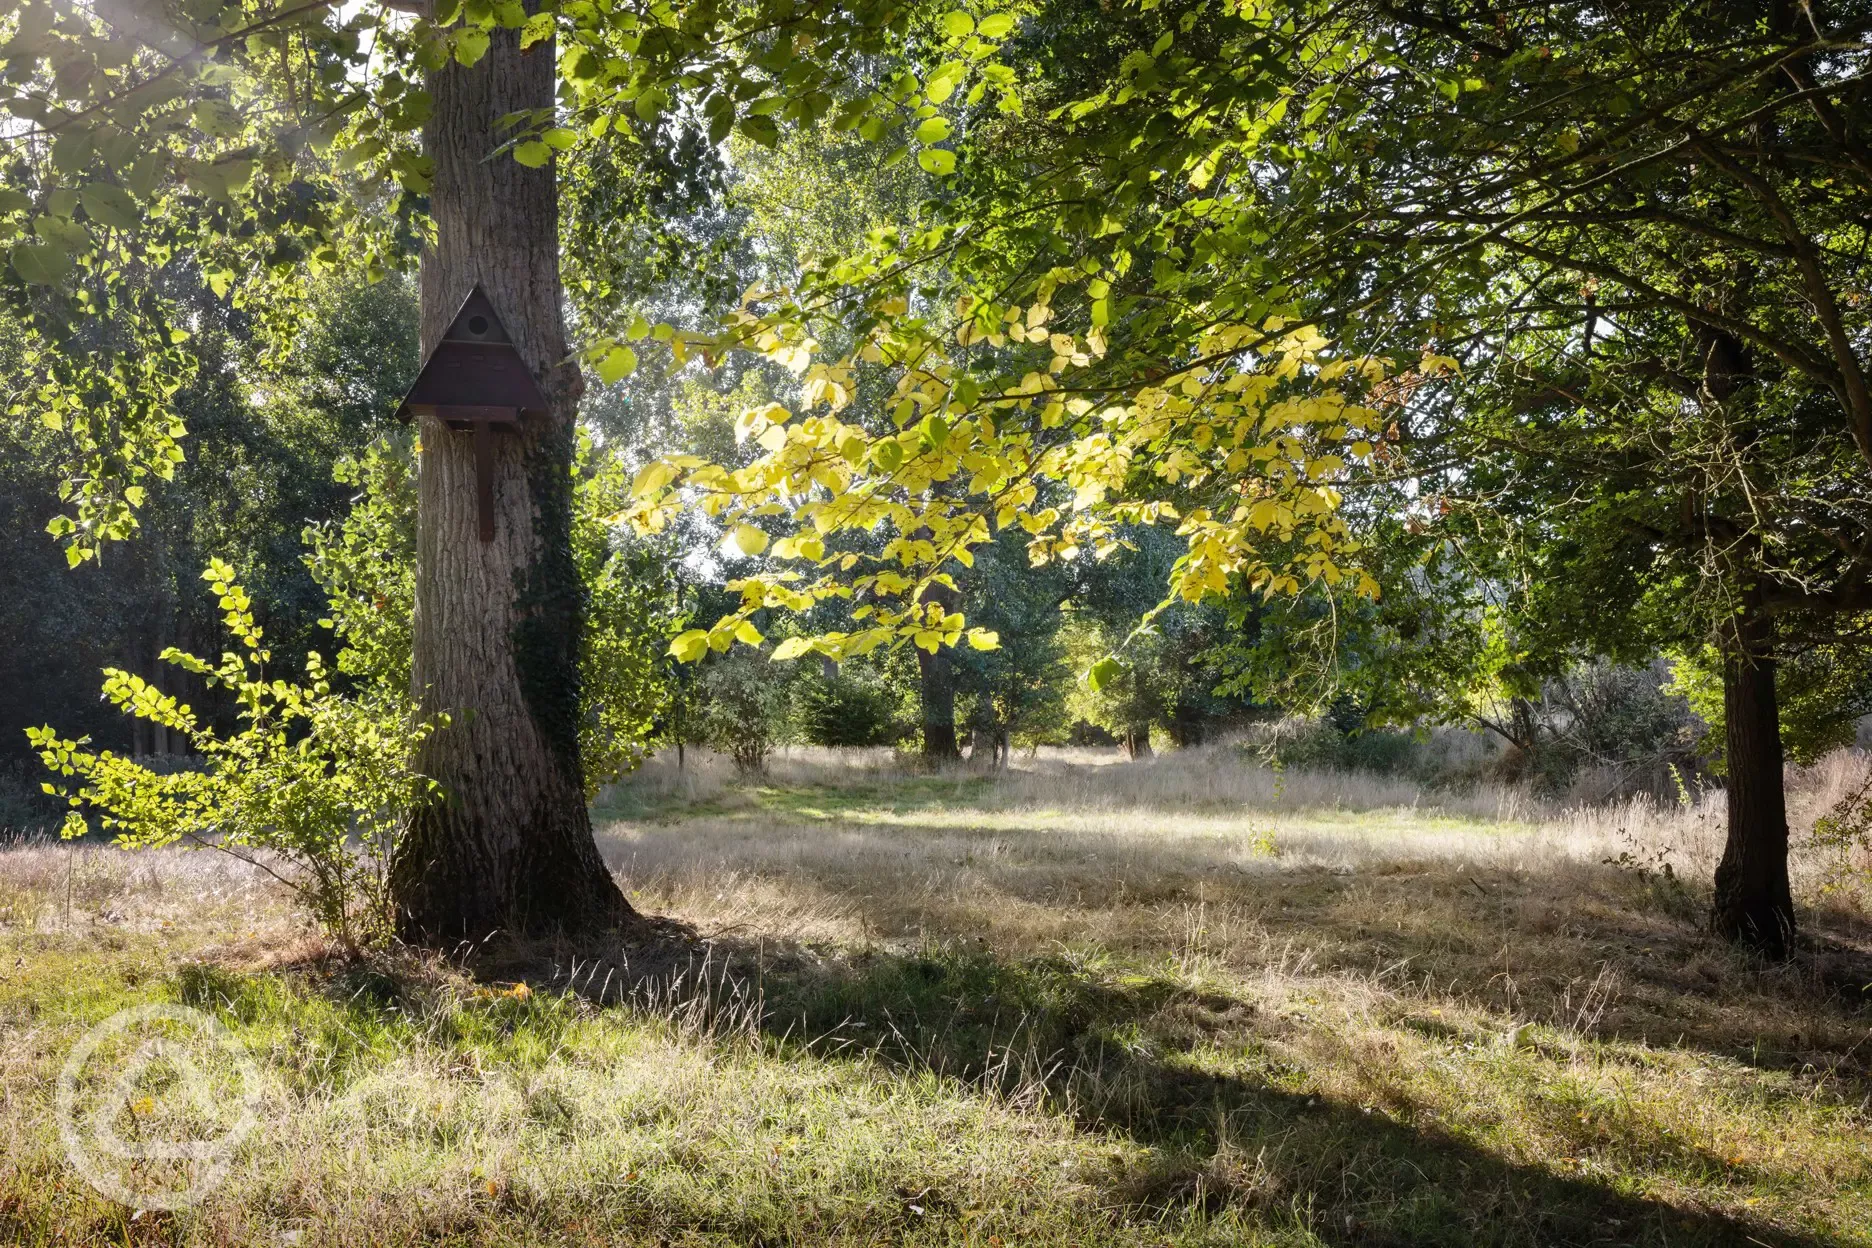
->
[389,17,633,941]
[1709,600,1794,957]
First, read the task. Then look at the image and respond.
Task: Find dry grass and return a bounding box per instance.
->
[2,745,1871,1246]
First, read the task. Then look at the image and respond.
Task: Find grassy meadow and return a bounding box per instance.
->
[3,744,1871,1247]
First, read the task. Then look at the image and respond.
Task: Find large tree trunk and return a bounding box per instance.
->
[389,17,632,941]
[916,580,960,762]
[1709,599,1795,956]
[917,644,959,761]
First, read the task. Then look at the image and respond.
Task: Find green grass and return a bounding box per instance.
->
[4,753,1872,1246]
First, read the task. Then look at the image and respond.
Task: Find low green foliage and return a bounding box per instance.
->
[696,648,797,772]
[304,433,687,797]
[1668,647,1872,771]
[302,436,419,702]
[29,560,442,953]
[795,668,902,747]
[573,439,691,794]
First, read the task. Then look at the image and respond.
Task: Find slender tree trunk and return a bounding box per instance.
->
[1709,598,1795,956]
[151,599,174,756]
[1124,728,1152,760]
[389,16,632,941]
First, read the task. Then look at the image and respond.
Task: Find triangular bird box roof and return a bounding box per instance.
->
[397,285,549,422]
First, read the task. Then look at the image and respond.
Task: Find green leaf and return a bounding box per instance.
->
[541,127,578,150]
[966,629,1000,650]
[915,116,952,144]
[80,184,138,231]
[941,10,975,37]
[454,28,491,66]
[51,132,92,173]
[521,12,554,48]
[564,46,601,81]
[11,243,70,285]
[594,344,637,384]
[513,141,553,167]
[737,114,779,148]
[733,619,765,645]
[0,189,29,215]
[1086,657,1125,692]
[925,62,966,104]
[917,148,957,176]
[978,13,1015,37]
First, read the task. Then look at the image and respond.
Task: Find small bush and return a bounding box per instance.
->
[695,649,794,773]
[1811,766,1872,900]
[30,561,442,954]
[1253,719,1426,776]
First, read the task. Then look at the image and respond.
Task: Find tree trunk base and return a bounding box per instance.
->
[394,801,636,944]
[1708,597,1795,960]
[1708,891,1794,959]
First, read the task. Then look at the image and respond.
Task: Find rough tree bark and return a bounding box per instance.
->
[916,579,960,762]
[389,16,633,941]
[917,644,959,761]
[1709,597,1795,956]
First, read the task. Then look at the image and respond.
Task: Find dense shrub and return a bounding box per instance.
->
[796,670,901,747]
[1251,720,1427,776]
[1531,662,1704,797]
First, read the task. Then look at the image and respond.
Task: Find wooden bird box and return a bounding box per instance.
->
[396,286,549,541]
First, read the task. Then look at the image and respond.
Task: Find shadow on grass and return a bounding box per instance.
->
[472,921,1853,1248]
[597,807,1872,1092]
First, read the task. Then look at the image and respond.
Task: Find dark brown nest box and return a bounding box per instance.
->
[396,285,549,541]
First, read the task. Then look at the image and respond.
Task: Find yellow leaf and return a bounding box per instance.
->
[771,637,813,661]
[730,524,769,556]
[631,461,676,497]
